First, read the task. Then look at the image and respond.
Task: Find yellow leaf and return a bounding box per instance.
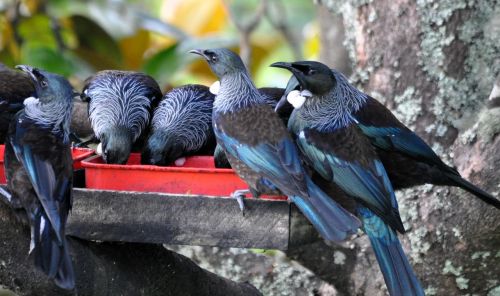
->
[21,0,42,14]
[303,21,320,60]
[0,16,20,61]
[160,0,228,36]
[120,29,150,70]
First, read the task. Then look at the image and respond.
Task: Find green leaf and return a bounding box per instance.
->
[71,15,122,70]
[142,43,183,84]
[18,14,57,50]
[20,46,76,77]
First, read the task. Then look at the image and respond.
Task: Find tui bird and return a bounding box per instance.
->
[272,61,424,296]
[275,63,500,209]
[4,65,75,290]
[0,64,35,143]
[213,87,292,169]
[142,84,216,166]
[190,48,361,242]
[82,70,162,164]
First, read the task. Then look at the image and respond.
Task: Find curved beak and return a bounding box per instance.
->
[270,61,307,86]
[189,49,208,60]
[271,62,304,113]
[16,65,45,96]
[15,65,37,82]
[275,93,289,113]
[270,62,293,71]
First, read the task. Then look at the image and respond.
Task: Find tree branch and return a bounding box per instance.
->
[265,0,302,60]
[0,201,262,296]
[222,0,268,67]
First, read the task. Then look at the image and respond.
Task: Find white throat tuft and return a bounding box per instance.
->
[209,81,220,95]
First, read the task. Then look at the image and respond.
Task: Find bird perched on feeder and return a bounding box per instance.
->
[142,84,216,166]
[82,70,162,164]
[4,66,75,290]
[271,61,424,296]
[213,87,292,169]
[275,63,500,209]
[0,63,35,143]
[190,48,361,242]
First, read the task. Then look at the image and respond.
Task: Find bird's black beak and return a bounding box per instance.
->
[275,93,289,113]
[16,65,38,82]
[271,62,307,113]
[270,61,307,86]
[270,62,294,71]
[189,49,209,60]
[16,65,46,96]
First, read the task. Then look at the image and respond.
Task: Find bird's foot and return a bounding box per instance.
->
[230,189,250,215]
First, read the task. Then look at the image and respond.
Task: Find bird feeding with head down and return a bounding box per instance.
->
[81,70,162,164]
[142,84,216,166]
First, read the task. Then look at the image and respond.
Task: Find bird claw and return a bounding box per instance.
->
[230,189,250,215]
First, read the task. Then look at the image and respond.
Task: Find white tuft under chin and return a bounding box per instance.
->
[23,96,40,106]
[287,90,307,109]
[209,81,220,95]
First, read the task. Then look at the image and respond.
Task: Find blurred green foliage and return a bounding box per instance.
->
[0,0,318,90]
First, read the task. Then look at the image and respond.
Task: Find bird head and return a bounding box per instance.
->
[100,126,133,164]
[271,61,336,112]
[142,132,183,166]
[16,65,73,103]
[271,61,335,95]
[189,48,246,79]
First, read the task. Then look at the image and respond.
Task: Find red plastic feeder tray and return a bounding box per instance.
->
[0,145,94,184]
[82,153,287,200]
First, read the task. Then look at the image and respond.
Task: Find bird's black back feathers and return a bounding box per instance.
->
[142,84,216,165]
[82,70,162,164]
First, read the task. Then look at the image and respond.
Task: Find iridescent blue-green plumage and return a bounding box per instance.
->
[279,67,500,209]
[213,87,291,169]
[191,48,360,242]
[5,66,75,290]
[272,61,424,296]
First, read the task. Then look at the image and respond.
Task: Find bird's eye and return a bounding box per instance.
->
[307,69,316,75]
[211,55,218,63]
[40,80,48,88]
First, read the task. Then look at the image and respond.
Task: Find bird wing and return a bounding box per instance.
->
[10,116,70,244]
[215,126,308,196]
[214,121,362,242]
[353,97,458,175]
[298,126,405,233]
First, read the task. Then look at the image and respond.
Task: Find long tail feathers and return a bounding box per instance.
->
[290,177,361,243]
[360,208,424,296]
[33,214,75,290]
[54,241,76,290]
[446,173,500,209]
